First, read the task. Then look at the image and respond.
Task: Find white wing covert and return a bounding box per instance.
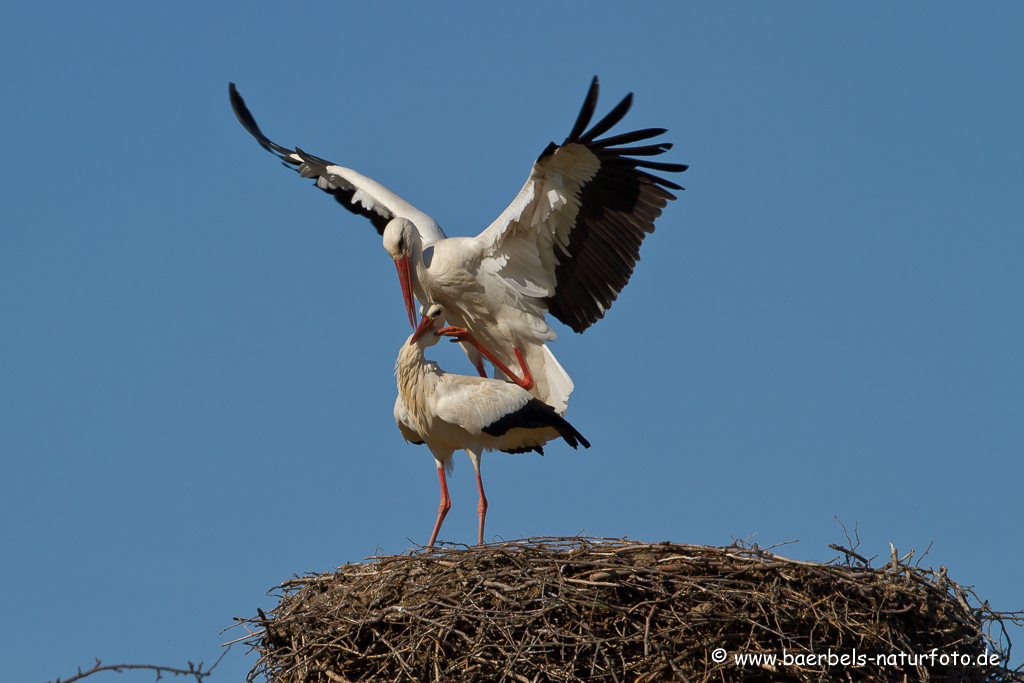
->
[433,378,531,436]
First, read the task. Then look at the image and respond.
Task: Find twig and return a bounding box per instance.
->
[51,647,228,683]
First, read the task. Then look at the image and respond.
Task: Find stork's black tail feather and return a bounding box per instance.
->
[482,398,591,450]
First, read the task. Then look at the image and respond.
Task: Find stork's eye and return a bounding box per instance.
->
[397,237,406,252]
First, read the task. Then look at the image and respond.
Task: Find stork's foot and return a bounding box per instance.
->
[438,326,490,378]
[437,325,470,341]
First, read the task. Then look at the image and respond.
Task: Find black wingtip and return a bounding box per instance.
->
[565,76,601,143]
[229,82,298,161]
[229,82,268,146]
[637,160,690,173]
[579,92,633,144]
[228,82,255,130]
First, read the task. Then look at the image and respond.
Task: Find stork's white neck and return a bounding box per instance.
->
[395,339,443,435]
[409,236,430,304]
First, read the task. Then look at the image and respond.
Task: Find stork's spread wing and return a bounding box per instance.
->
[229,83,445,244]
[477,77,687,333]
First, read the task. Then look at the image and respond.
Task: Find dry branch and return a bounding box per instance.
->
[49,648,227,683]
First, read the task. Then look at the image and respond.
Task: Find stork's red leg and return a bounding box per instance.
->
[437,326,535,391]
[475,466,488,546]
[427,465,451,547]
[473,354,488,379]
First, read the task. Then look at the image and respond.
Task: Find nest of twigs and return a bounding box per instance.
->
[236,537,1023,682]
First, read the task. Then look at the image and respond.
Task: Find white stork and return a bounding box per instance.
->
[230,78,687,415]
[395,303,590,547]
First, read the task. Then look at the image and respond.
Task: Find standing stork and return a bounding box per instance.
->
[395,303,590,547]
[230,77,687,415]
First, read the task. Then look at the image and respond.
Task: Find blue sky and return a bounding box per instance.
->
[2,3,1022,680]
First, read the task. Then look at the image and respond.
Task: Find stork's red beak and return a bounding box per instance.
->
[394,255,416,329]
[410,311,435,345]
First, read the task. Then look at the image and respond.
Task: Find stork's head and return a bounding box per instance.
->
[410,303,446,347]
[383,218,419,329]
